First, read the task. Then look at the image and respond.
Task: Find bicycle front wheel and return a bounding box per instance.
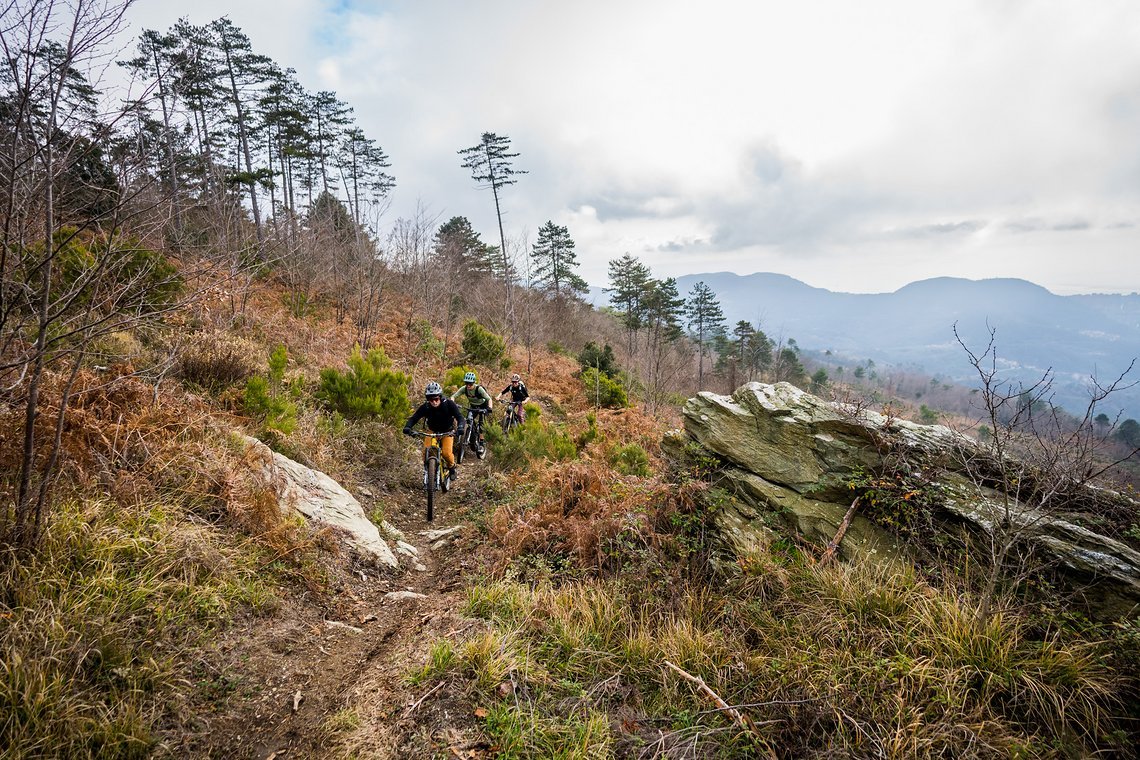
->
[425,458,436,522]
[456,428,467,463]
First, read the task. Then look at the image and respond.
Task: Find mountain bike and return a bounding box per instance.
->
[410,431,454,522]
[501,401,523,435]
[456,407,490,463]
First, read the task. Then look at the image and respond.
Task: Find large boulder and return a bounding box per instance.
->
[239,435,399,569]
[667,382,1140,619]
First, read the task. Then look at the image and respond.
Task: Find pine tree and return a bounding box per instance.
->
[458,132,526,321]
[337,126,394,231]
[606,253,651,356]
[531,221,587,298]
[684,281,726,391]
[434,217,494,277]
[259,65,311,239]
[210,18,274,249]
[641,277,685,410]
[120,29,185,230]
[309,89,352,196]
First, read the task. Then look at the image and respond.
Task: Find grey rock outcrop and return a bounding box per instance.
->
[667,382,1140,618]
[239,435,399,569]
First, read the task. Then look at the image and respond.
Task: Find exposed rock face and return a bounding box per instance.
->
[239,436,399,569]
[667,382,1140,619]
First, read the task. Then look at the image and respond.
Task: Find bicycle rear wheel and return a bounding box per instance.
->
[425,457,436,522]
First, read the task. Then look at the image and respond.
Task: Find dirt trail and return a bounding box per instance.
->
[171,460,492,759]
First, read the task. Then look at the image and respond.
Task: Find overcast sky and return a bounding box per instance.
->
[121,0,1140,295]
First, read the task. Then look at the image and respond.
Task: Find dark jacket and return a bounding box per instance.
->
[500,382,529,402]
[404,398,465,434]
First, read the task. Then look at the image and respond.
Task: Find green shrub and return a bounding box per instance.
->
[537,425,577,462]
[578,341,619,378]
[267,344,287,386]
[243,376,296,436]
[581,367,628,408]
[32,228,181,316]
[487,413,575,471]
[610,443,650,477]
[243,345,297,436]
[114,240,182,311]
[443,365,472,394]
[461,319,505,366]
[317,346,411,424]
[412,319,445,360]
[576,412,602,449]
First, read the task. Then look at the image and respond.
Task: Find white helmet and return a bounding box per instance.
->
[424,381,443,398]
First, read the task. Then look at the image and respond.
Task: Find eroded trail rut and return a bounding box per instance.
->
[178,463,490,759]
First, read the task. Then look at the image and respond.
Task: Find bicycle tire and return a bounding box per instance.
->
[475,419,486,459]
[425,457,436,522]
[456,426,467,463]
[501,412,512,435]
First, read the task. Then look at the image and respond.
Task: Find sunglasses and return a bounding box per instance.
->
[427,396,442,402]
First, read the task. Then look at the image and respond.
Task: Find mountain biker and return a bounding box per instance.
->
[403,381,465,480]
[451,371,493,452]
[498,373,529,423]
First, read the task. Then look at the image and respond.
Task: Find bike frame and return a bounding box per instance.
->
[458,406,490,461]
[502,400,523,433]
[411,431,454,521]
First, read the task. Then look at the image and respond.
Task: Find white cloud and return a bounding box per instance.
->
[121,0,1140,294]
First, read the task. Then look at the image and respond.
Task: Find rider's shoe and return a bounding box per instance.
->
[449,466,458,482]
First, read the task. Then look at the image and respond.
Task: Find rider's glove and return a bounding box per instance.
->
[402,426,413,437]
[457,425,466,437]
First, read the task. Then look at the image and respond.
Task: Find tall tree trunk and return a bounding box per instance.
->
[151,44,182,234]
[220,40,264,252]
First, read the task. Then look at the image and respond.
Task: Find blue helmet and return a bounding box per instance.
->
[463,371,477,384]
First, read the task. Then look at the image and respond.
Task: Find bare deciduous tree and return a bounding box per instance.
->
[0,0,192,553]
[952,324,1140,622]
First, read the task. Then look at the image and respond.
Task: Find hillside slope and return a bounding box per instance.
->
[672,272,1140,419]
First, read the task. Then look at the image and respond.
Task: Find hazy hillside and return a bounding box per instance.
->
[667,273,1140,419]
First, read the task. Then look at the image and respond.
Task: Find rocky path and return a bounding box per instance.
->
[173,460,491,759]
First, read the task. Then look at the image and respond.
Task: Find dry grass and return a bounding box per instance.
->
[0,498,276,759]
[437,550,1133,759]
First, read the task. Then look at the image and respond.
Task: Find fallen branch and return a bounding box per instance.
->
[325,619,364,634]
[662,660,756,734]
[694,695,825,716]
[820,496,861,564]
[406,681,444,714]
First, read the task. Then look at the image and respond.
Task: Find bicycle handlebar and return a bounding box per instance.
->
[408,430,456,438]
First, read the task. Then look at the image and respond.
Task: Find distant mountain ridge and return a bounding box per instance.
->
[589,273,1140,419]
